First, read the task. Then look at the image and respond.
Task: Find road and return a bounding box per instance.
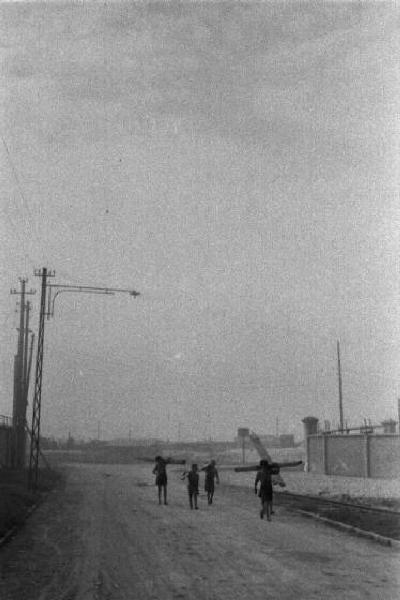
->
[0,463,399,600]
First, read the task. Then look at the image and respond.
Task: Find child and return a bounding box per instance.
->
[182,464,199,509]
[201,459,220,505]
[152,456,168,505]
[255,460,273,521]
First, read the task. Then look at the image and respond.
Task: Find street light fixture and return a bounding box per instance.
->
[28,268,140,488]
[48,289,114,317]
[47,283,139,317]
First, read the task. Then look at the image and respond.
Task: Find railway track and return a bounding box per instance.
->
[275,490,400,541]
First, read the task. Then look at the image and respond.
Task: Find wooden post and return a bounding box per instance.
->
[237,428,249,465]
[337,340,344,432]
[323,433,329,475]
[364,433,371,478]
[305,435,310,472]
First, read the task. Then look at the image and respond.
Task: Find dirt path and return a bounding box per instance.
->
[0,463,399,599]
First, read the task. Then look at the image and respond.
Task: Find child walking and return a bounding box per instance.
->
[152,456,168,505]
[182,464,200,509]
[201,459,220,505]
[255,460,273,521]
[152,456,186,506]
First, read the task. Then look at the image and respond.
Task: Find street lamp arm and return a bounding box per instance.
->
[49,288,115,317]
[47,284,140,319]
[47,283,140,296]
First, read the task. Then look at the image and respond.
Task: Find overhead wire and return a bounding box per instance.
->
[1,133,35,224]
[1,132,86,285]
[1,131,46,270]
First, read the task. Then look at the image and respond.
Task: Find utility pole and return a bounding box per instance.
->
[26,331,35,409]
[12,353,18,466]
[10,278,35,468]
[29,268,54,488]
[23,301,31,401]
[337,340,344,432]
[11,279,25,427]
[20,300,31,467]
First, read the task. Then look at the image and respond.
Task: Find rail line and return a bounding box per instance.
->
[278,490,400,515]
[275,490,400,541]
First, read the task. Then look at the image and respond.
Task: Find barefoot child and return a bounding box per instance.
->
[153,456,168,505]
[182,464,200,509]
[201,459,220,505]
[255,460,273,521]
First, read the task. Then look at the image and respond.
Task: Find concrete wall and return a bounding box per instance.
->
[306,433,400,478]
[307,435,324,473]
[327,435,366,477]
[0,426,13,467]
[369,435,400,478]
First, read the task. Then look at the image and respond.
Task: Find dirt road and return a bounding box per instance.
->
[0,463,399,599]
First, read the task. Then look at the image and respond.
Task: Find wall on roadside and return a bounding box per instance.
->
[307,433,400,478]
[307,435,324,473]
[327,435,366,477]
[0,426,13,467]
[369,436,400,478]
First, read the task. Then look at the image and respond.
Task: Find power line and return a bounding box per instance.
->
[1,132,47,270]
[1,133,35,224]
[0,193,41,274]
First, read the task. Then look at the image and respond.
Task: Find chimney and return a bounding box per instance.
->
[302,416,319,438]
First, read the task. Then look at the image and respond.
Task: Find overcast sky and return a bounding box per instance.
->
[1,0,399,442]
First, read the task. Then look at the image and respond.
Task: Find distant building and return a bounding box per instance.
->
[279,434,294,448]
[235,432,294,448]
[110,437,162,447]
[257,434,280,448]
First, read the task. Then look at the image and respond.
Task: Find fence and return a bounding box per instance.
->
[0,416,14,467]
[0,415,13,428]
[306,432,400,478]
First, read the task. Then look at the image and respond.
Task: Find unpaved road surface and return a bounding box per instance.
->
[0,463,399,599]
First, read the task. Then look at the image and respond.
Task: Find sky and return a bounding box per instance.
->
[1,0,400,443]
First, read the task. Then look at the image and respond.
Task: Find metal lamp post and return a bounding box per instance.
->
[28,268,140,489]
